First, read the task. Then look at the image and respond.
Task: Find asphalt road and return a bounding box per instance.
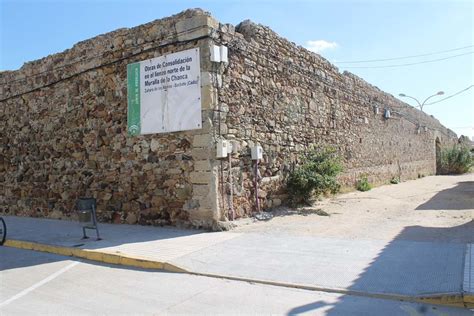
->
[0,247,471,315]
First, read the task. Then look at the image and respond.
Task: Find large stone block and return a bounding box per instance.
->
[201,86,218,109]
[193,134,213,148]
[176,15,219,41]
[194,160,211,171]
[188,207,214,221]
[190,171,211,184]
[191,147,212,160]
[193,184,210,196]
[195,197,215,210]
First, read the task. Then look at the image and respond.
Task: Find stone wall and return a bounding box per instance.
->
[0,9,458,227]
[0,9,224,228]
[212,20,458,217]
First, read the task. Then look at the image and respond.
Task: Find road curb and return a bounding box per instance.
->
[462,295,474,308]
[190,271,467,308]
[463,243,474,308]
[4,239,471,308]
[3,239,187,273]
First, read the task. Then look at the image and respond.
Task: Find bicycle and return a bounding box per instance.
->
[0,217,6,246]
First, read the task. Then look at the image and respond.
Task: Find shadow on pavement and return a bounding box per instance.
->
[0,215,205,271]
[394,220,474,244]
[287,221,472,315]
[287,301,329,314]
[416,181,474,211]
[282,181,474,314]
[0,246,67,271]
[0,246,184,274]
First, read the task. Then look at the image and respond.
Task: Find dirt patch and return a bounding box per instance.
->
[254,207,330,220]
[234,174,474,243]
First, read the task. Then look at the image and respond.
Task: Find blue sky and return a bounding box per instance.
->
[1,0,473,139]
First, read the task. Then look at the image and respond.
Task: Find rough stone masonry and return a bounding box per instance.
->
[0,9,458,229]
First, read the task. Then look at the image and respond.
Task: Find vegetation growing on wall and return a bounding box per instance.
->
[440,145,473,174]
[287,147,343,205]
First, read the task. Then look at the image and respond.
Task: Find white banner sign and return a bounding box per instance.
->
[127,48,201,135]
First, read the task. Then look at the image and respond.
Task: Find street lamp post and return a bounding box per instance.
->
[398,91,444,112]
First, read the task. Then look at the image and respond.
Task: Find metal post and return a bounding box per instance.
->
[254,160,260,213]
[228,153,234,221]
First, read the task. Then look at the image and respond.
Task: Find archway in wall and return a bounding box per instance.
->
[435,137,441,174]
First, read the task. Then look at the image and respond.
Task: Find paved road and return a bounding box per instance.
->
[2,174,473,310]
[0,247,470,315]
[2,174,473,302]
[4,216,469,298]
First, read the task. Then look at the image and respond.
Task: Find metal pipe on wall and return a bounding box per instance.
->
[228,153,234,221]
[254,160,260,213]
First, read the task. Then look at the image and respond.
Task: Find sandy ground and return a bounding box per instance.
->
[234,174,474,243]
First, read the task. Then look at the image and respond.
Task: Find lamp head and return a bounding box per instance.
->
[399,93,406,97]
[437,91,444,95]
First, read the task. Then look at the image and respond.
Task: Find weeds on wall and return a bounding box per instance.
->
[390,177,400,184]
[440,145,473,174]
[287,147,343,205]
[356,176,372,191]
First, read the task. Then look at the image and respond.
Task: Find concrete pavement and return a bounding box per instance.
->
[174,234,466,296]
[3,172,474,309]
[1,247,471,315]
[1,215,472,308]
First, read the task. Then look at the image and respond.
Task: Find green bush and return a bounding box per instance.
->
[287,147,343,205]
[356,176,372,191]
[440,145,473,174]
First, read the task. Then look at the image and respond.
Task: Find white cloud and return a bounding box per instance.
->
[305,40,338,53]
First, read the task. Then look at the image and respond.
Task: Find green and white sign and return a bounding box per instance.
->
[127,48,201,135]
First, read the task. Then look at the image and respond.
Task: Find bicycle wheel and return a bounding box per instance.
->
[0,217,6,246]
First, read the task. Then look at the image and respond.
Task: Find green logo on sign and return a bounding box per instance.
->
[127,63,141,136]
